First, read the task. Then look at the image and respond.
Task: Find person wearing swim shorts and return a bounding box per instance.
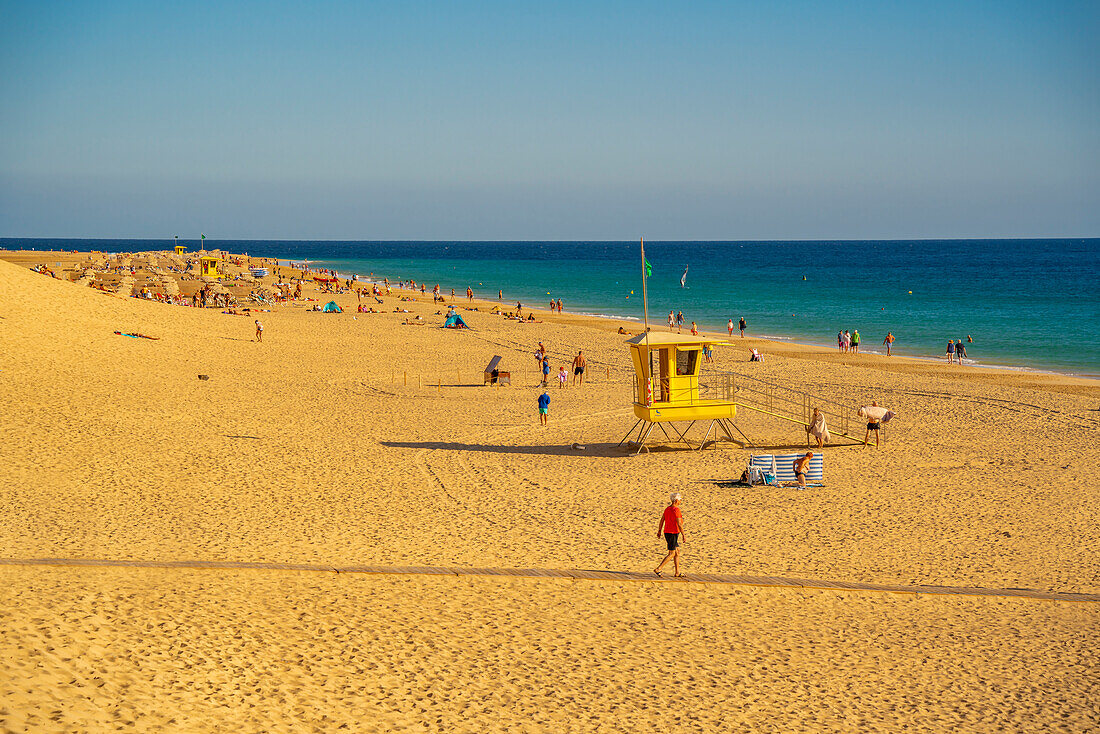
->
[883,332,895,356]
[728,318,734,336]
[793,451,814,489]
[739,317,746,338]
[254,320,263,343]
[537,390,550,426]
[947,340,956,363]
[654,492,685,578]
[572,350,586,386]
[858,400,888,447]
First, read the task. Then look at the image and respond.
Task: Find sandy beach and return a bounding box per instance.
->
[1,250,1098,731]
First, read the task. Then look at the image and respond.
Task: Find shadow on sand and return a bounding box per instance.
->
[381,440,632,458]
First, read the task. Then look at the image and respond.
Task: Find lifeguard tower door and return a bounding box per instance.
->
[658,348,670,401]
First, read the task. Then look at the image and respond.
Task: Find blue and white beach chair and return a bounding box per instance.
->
[749,452,825,487]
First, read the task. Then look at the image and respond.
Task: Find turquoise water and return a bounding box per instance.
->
[5,238,1099,376]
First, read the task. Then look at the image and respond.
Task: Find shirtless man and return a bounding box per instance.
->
[792,452,814,489]
[572,350,587,386]
[859,400,887,447]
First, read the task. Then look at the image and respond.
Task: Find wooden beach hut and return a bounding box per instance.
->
[619,332,748,453]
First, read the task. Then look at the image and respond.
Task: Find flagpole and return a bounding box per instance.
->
[640,237,650,337]
[641,238,655,400]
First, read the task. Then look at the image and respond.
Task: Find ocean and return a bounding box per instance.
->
[5,238,1099,377]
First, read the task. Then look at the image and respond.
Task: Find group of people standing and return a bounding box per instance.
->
[837,329,861,353]
[535,342,587,425]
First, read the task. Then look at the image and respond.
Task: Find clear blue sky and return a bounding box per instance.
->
[1,1,1097,239]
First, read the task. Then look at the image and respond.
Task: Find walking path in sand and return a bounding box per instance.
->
[3,557,1098,602]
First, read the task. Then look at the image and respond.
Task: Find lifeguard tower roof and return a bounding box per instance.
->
[625,333,713,346]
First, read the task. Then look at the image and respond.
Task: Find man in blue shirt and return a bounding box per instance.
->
[538,391,551,425]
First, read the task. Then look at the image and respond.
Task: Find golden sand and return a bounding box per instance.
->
[1,252,1098,731]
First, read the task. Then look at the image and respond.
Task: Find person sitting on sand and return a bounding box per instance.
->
[654,492,685,578]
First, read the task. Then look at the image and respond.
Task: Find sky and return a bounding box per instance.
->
[1,0,1097,240]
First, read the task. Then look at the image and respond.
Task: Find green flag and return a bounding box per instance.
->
[644,259,652,278]
[201,234,205,241]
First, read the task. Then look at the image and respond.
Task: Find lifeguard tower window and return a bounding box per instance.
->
[676,349,699,376]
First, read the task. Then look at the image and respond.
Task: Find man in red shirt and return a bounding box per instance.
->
[654,492,685,578]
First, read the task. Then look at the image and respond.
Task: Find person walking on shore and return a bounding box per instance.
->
[668,311,675,332]
[956,339,968,360]
[851,330,861,354]
[254,319,263,343]
[466,286,473,301]
[572,350,586,386]
[654,493,685,578]
[541,356,551,387]
[883,332,895,356]
[676,311,684,333]
[947,339,956,363]
[739,317,746,338]
[728,318,734,337]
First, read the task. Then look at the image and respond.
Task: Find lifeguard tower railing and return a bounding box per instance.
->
[726,370,864,443]
[629,368,865,443]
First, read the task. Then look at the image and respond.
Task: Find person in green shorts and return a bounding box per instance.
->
[537,391,550,426]
[851,329,860,354]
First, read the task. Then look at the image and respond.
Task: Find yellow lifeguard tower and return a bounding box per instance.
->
[174,245,187,255]
[198,254,224,279]
[620,332,749,454]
